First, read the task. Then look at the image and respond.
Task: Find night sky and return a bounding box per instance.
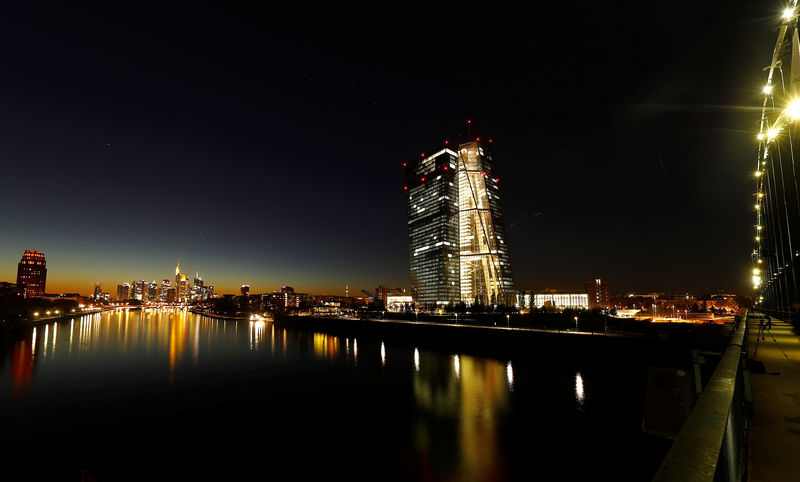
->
[0,2,778,295]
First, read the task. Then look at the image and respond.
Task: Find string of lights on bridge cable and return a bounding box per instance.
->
[752,2,800,313]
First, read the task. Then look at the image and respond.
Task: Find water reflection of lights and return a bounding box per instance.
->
[411,353,510,479]
[414,348,420,372]
[52,323,57,359]
[312,333,339,360]
[31,327,37,357]
[575,373,585,404]
[43,325,49,360]
[249,321,265,350]
[506,362,514,391]
[380,341,386,367]
[353,338,358,366]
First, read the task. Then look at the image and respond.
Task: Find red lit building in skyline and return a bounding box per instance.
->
[16,250,47,298]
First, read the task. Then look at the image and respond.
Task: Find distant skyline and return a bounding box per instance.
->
[0,3,772,296]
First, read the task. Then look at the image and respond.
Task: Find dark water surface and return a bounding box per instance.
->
[0,309,670,481]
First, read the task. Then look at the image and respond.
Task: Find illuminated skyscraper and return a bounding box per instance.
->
[405,140,515,307]
[16,250,47,298]
[405,147,460,307]
[175,261,182,301]
[193,273,204,300]
[117,283,131,300]
[456,141,514,305]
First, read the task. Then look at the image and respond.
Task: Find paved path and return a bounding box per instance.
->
[747,314,800,481]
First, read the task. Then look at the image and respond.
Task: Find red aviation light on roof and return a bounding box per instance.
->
[404,185,408,190]
[494,178,500,182]
[467,119,472,124]
[443,165,448,171]
[402,162,407,167]
[420,176,426,182]
[482,171,487,176]
[420,152,425,157]
[489,138,493,143]
[476,137,480,142]
[444,140,449,145]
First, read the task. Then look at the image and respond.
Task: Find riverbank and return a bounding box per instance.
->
[275,314,732,367]
[189,309,251,321]
[2,307,123,331]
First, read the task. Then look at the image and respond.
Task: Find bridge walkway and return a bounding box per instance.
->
[747,314,800,481]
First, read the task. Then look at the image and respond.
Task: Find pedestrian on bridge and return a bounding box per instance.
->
[766,315,772,331]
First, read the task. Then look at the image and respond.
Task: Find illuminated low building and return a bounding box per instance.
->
[534,293,589,309]
[386,294,414,312]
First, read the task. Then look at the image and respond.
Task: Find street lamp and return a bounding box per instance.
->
[574,316,578,332]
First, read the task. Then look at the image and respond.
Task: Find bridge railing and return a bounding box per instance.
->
[652,316,750,482]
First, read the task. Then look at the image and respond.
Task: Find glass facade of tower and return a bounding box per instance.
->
[405,148,461,307]
[405,142,515,308]
[457,142,514,305]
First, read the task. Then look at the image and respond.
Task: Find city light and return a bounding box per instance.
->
[784,7,794,20]
[788,99,800,119]
[757,132,765,140]
[763,84,773,94]
[755,170,763,177]
[767,127,779,140]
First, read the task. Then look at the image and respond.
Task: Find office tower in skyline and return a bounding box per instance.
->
[159,279,171,301]
[405,146,461,306]
[241,285,250,296]
[16,250,47,298]
[117,283,131,300]
[405,140,515,307]
[193,273,204,300]
[175,261,183,302]
[147,281,158,301]
[587,278,610,309]
[457,141,514,305]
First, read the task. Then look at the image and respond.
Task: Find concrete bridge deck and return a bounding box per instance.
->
[747,315,800,481]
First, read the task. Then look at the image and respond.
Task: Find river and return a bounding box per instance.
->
[0,308,670,480]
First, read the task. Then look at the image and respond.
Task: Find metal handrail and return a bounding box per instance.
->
[653,318,747,481]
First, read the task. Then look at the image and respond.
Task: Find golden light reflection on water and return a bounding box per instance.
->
[4,311,531,480]
[312,332,340,360]
[412,350,512,480]
[250,321,265,350]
